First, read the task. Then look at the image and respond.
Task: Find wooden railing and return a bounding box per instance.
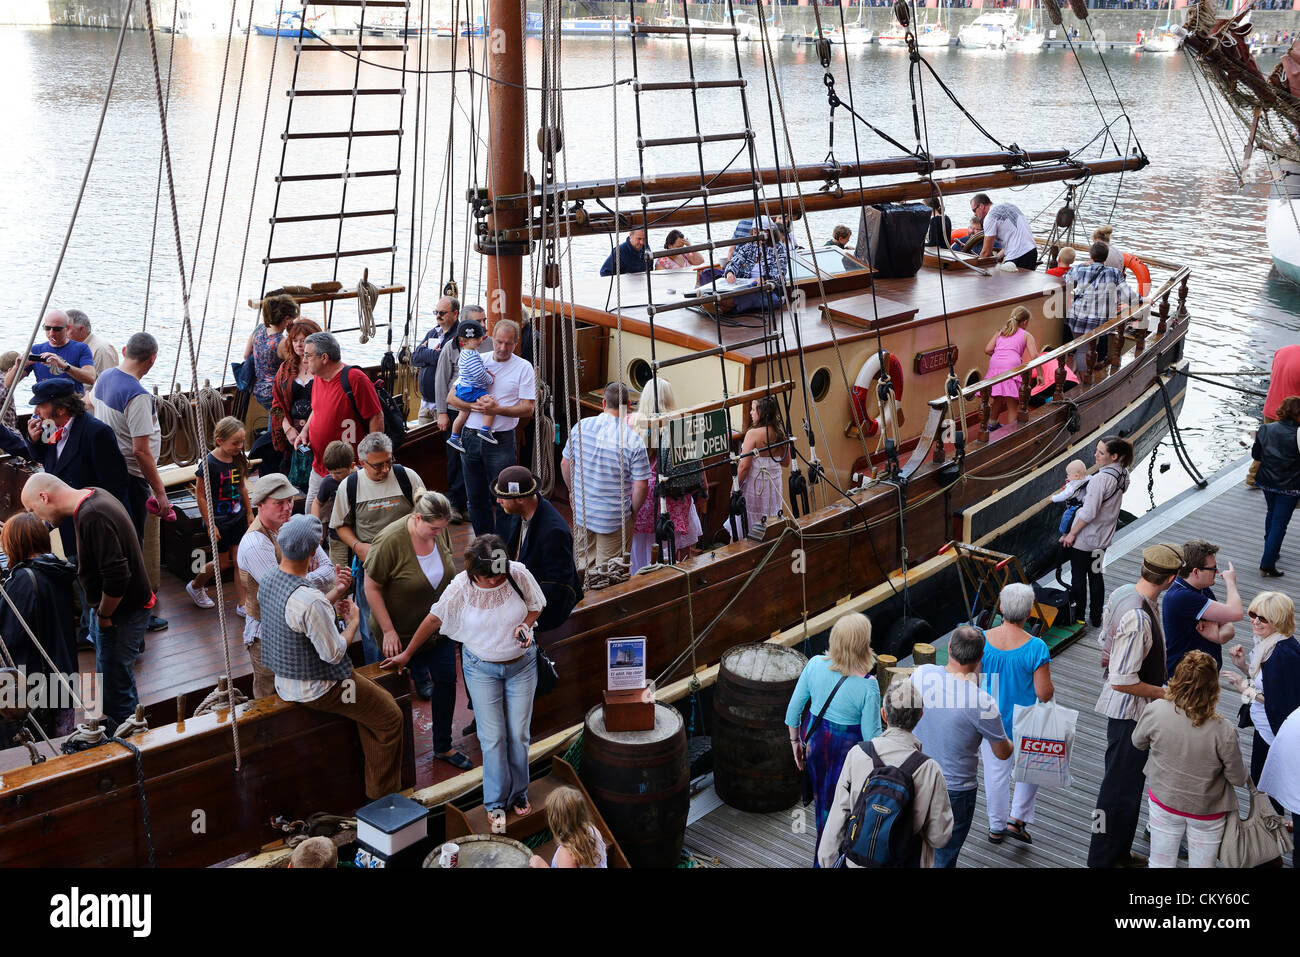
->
[902,260,1192,477]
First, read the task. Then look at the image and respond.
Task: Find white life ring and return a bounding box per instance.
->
[850,350,905,438]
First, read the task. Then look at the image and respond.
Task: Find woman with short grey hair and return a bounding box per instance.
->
[979,582,1055,845]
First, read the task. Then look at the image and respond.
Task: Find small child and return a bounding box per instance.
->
[446,318,496,453]
[1046,246,1076,278]
[312,439,356,566]
[527,786,608,869]
[188,416,253,614]
[0,351,19,431]
[1052,459,1090,536]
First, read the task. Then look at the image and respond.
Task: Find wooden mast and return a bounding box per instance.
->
[484,0,526,330]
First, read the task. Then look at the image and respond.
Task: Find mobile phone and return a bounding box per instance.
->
[28,353,44,363]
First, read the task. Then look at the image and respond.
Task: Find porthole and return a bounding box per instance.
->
[810,367,831,402]
[627,358,652,390]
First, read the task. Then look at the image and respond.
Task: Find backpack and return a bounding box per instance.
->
[340,365,408,449]
[656,445,705,499]
[837,741,927,868]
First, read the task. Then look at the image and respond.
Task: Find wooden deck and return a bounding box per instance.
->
[684,457,1293,868]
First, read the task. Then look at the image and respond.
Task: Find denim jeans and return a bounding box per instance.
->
[409,637,458,754]
[934,787,978,869]
[353,561,379,665]
[463,429,520,541]
[461,644,537,811]
[446,433,468,512]
[91,606,150,729]
[1261,490,1298,570]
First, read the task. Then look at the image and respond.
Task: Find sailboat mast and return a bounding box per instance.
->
[484,0,526,328]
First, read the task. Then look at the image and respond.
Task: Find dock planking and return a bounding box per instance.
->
[685,459,1292,867]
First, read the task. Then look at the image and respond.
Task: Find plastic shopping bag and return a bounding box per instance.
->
[1011,699,1079,789]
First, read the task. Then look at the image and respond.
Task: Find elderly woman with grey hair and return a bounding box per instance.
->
[980,582,1055,845]
[817,681,953,868]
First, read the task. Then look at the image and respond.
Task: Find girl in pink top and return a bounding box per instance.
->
[984,306,1039,431]
[654,230,704,271]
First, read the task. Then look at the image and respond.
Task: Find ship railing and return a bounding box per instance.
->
[905,259,1192,476]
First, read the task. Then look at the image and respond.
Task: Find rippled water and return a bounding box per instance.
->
[0,25,1294,510]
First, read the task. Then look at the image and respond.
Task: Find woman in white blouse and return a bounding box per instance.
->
[384,534,546,817]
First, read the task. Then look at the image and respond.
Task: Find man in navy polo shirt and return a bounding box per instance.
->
[3,310,96,395]
[1162,540,1243,673]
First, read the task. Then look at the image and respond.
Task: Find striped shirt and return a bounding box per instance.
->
[728,237,789,290]
[1096,604,1157,721]
[455,347,493,391]
[88,367,160,480]
[1064,262,1136,337]
[562,411,651,534]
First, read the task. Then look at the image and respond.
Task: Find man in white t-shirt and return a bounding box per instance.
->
[971,193,1039,271]
[910,625,1012,868]
[446,319,536,540]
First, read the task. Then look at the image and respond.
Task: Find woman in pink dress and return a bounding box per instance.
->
[983,306,1039,432]
[627,377,702,573]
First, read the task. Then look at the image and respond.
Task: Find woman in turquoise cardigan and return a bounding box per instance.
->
[785,612,883,865]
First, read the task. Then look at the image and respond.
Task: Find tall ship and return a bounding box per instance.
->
[0,0,1192,865]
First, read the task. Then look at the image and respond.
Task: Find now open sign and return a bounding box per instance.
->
[665,409,730,467]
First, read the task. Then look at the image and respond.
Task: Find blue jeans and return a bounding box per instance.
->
[463,428,520,541]
[91,606,150,729]
[446,434,468,511]
[934,787,978,869]
[353,561,379,665]
[1261,490,1298,570]
[461,644,537,811]
[409,637,458,754]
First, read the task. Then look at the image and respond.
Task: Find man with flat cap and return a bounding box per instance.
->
[495,465,583,635]
[1088,542,1183,868]
[259,512,402,799]
[237,474,351,699]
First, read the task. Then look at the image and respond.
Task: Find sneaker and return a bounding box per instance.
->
[235,604,248,619]
[186,581,216,609]
[446,434,465,453]
[147,615,169,632]
[478,428,499,445]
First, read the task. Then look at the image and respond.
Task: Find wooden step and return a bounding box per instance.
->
[456,773,564,841]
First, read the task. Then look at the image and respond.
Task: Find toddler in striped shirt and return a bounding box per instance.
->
[447,318,497,453]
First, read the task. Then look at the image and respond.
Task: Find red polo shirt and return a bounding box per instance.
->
[307,366,383,476]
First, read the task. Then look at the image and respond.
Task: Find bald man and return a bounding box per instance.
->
[22,474,156,728]
[4,310,96,395]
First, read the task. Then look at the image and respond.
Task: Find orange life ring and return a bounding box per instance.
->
[1122,253,1151,299]
[951,226,970,241]
[850,351,905,438]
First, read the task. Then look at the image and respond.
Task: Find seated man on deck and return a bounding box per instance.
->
[1063,241,1136,372]
[970,193,1039,270]
[598,228,653,278]
[710,219,788,312]
[259,513,403,800]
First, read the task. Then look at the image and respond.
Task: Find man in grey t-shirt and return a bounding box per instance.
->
[911,625,1012,868]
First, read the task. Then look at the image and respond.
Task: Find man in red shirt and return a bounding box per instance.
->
[296,331,384,507]
[1248,344,1300,487]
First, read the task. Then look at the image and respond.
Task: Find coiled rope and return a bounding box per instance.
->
[357,272,379,343]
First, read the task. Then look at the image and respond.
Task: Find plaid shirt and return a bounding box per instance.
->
[1064,262,1136,337]
[727,238,789,290]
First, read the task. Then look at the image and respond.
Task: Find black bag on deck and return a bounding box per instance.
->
[854,203,931,279]
[1032,582,1074,633]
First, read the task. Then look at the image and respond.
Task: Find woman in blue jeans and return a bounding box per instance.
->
[384,534,545,816]
[1251,396,1300,577]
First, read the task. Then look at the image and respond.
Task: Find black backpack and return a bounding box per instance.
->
[340,365,408,449]
[837,742,927,868]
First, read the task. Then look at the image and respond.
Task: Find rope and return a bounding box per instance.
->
[142,0,178,330]
[193,682,250,717]
[111,735,157,868]
[1171,368,1269,398]
[1157,375,1209,489]
[357,274,380,344]
[0,3,133,430]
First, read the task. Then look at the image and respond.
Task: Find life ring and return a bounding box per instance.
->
[1122,253,1151,299]
[850,350,905,438]
[951,226,970,241]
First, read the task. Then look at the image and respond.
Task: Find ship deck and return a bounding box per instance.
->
[682,457,1296,867]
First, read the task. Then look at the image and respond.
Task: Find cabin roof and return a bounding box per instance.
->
[525,263,1063,363]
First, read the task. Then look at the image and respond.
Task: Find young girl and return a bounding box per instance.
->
[983,306,1039,431]
[527,787,608,868]
[446,320,496,453]
[735,396,790,536]
[187,416,253,614]
[627,376,702,573]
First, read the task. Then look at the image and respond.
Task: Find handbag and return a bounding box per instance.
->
[800,673,851,806]
[1218,780,1294,868]
[504,569,558,696]
[287,445,313,492]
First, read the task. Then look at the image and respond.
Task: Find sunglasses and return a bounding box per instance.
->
[44,325,66,332]
[435,309,453,316]
[1196,566,1218,573]
[1248,611,1268,622]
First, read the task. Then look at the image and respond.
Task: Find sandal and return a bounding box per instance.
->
[1005,819,1033,844]
[511,795,531,817]
[435,750,473,771]
[988,830,1005,844]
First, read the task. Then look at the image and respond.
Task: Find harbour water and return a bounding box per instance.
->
[0,25,1294,521]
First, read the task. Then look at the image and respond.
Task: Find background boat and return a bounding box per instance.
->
[252,8,322,38]
[958,9,1018,49]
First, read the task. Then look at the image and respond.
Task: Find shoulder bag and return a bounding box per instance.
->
[800,672,851,806]
[1218,780,1294,868]
[505,568,559,696]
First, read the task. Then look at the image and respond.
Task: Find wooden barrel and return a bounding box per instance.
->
[422,834,532,868]
[912,643,937,666]
[581,702,689,868]
[712,643,807,813]
[875,654,899,696]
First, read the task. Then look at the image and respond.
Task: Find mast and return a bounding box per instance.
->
[483,0,526,329]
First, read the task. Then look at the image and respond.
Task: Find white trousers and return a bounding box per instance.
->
[982,739,1039,832]
[1147,797,1225,868]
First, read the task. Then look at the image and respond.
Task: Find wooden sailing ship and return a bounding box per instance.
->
[0,0,1192,865]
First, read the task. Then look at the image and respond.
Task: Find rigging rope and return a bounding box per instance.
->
[142,0,178,331]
